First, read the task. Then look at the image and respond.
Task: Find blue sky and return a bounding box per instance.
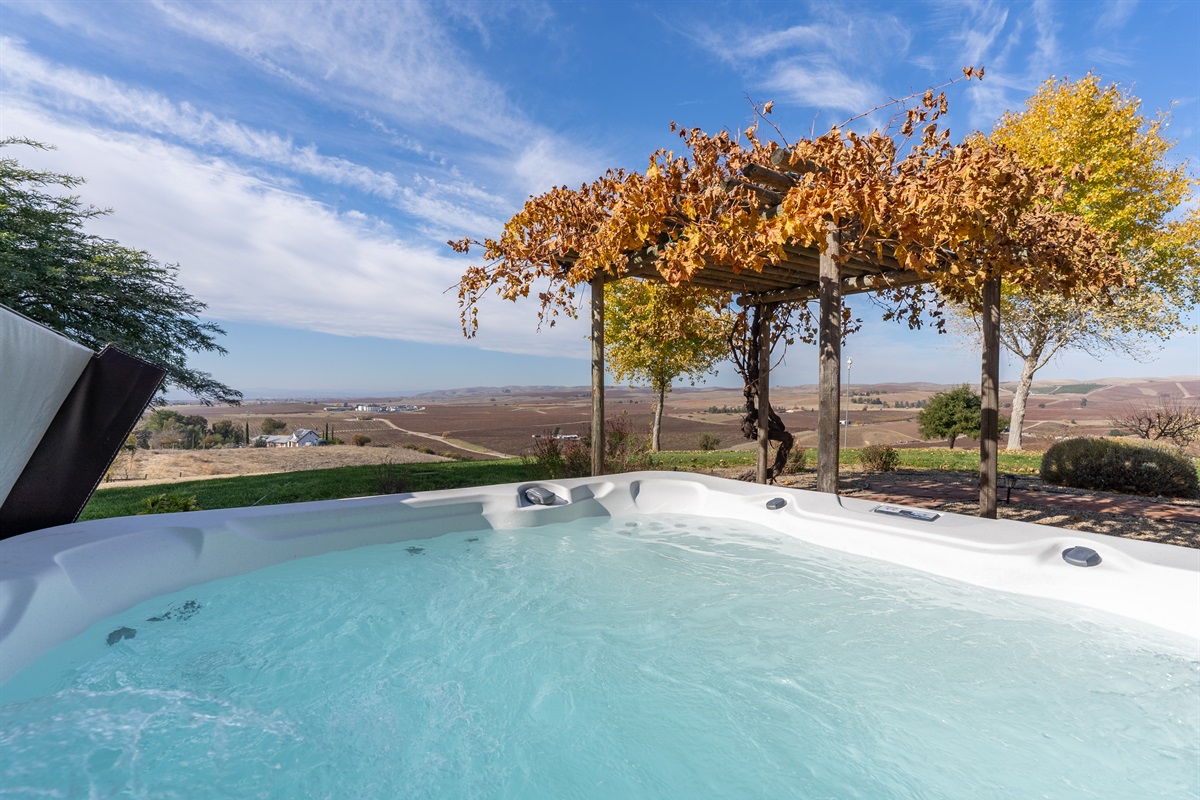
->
[2,0,1197,398]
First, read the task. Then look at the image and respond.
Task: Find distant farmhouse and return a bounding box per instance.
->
[324,403,425,413]
[253,428,322,448]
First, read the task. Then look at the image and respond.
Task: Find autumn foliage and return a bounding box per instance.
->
[451,68,1128,337]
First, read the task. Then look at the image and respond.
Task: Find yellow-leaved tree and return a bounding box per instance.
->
[979,74,1198,450]
[603,281,733,451]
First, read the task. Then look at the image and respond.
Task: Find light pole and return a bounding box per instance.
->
[843,356,853,449]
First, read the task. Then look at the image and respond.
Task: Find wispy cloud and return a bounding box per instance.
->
[763,60,884,118]
[952,1,1010,66]
[679,7,910,121]
[1094,0,1138,32]
[1029,0,1061,76]
[2,107,587,357]
[148,0,532,146]
[1,35,509,239]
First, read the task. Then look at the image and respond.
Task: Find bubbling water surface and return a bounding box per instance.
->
[2,514,1197,798]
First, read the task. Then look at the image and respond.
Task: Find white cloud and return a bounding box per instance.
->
[147,0,531,145]
[1,36,518,241]
[1,107,589,358]
[678,8,910,123]
[1094,0,1138,32]
[509,136,612,196]
[1029,0,1060,76]
[763,60,885,118]
[2,38,396,194]
[954,2,1010,67]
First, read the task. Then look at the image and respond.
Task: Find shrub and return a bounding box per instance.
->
[138,493,202,514]
[531,418,653,478]
[860,443,901,472]
[352,434,371,447]
[603,415,655,474]
[697,433,721,451]
[1041,438,1198,498]
[784,446,808,474]
[373,460,408,495]
[563,439,592,477]
[530,432,591,479]
[530,434,564,478]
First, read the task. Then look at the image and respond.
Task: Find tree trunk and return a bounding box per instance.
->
[590,273,605,476]
[737,304,793,481]
[651,382,665,452]
[948,433,957,450]
[1006,352,1040,451]
[979,276,1001,520]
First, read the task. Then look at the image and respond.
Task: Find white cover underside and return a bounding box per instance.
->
[0,306,93,507]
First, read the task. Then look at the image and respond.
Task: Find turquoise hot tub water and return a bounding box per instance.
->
[2,510,1197,798]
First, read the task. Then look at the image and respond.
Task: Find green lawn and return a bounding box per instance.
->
[83,446,1050,522]
[83,459,534,521]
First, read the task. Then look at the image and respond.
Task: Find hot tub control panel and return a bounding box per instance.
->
[872,504,941,522]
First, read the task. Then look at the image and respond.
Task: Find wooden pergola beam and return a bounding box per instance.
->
[742,162,799,190]
[736,268,927,307]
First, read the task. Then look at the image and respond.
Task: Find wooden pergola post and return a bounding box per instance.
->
[590,272,605,476]
[979,276,1001,518]
[816,226,842,494]
[755,304,773,484]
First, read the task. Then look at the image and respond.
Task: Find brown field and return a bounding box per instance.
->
[101,444,449,488]
[140,376,1198,484]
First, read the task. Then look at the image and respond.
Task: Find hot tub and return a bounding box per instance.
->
[2,472,1197,797]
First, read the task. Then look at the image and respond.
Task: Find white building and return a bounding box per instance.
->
[254,429,322,448]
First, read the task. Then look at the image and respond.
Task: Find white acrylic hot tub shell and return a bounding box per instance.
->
[2,472,1198,683]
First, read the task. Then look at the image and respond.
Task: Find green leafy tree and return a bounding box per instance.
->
[210,419,244,445]
[139,408,208,449]
[917,385,992,449]
[970,75,1198,450]
[0,139,240,404]
[604,281,733,451]
[260,418,287,435]
[143,409,185,432]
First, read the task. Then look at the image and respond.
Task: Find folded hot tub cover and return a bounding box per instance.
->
[0,304,165,538]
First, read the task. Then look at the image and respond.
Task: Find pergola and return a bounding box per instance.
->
[568,150,1006,518]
